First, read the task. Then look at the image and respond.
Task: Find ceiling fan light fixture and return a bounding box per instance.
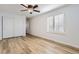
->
[28,8,33,12]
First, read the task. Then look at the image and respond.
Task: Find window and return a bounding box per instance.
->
[47,14,64,33]
[54,14,64,32]
[47,16,54,32]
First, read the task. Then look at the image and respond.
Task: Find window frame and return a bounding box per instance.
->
[47,14,65,34]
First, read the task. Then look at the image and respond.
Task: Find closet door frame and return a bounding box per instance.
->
[2,16,3,40]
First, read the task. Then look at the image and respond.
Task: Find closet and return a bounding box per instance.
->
[0,15,26,39]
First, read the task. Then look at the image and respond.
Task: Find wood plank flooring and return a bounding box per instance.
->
[0,35,79,54]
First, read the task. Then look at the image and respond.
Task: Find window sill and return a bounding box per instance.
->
[48,32,65,35]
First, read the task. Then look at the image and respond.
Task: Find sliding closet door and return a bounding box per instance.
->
[2,15,26,38]
[14,16,26,36]
[3,16,14,38]
[0,16,2,40]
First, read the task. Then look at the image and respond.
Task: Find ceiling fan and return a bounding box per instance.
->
[20,4,40,14]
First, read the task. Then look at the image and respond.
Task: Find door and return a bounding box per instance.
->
[2,15,26,38]
[3,16,14,38]
[14,16,26,36]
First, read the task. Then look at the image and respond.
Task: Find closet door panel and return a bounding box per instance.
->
[3,16,14,38]
[14,16,26,36]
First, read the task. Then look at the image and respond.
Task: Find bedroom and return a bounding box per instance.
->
[0,4,79,54]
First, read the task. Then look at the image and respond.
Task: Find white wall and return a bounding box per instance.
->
[29,5,79,48]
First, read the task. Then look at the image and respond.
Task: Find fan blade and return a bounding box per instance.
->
[33,10,40,12]
[33,5,38,9]
[20,9,27,11]
[20,4,28,8]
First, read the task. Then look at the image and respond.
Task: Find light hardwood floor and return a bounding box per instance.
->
[0,35,79,54]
